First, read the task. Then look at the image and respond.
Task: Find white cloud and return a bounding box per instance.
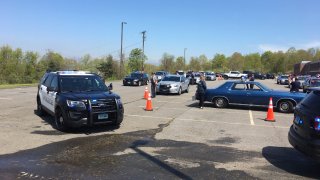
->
[258,41,320,52]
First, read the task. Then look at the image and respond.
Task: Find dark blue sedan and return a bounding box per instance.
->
[203,81,306,113]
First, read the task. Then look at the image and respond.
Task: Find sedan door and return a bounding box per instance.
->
[245,83,270,106]
[227,83,248,104]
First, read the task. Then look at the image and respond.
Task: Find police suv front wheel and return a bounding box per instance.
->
[55,109,68,131]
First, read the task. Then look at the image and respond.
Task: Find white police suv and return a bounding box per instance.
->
[36,71,123,131]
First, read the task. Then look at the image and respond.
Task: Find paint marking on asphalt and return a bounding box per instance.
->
[0,97,12,100]
[249,110,255,125]
[125,114,172,120]
[176,118,289,129]
[155,100,185,103]
[125,114,289,129]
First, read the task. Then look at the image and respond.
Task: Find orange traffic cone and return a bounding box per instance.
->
[265,97,275,122]
[144,87,149,99]
[145,93,153,111]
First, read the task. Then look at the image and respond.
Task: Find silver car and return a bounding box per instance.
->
[205,72,216,81]
[156,75,190,95]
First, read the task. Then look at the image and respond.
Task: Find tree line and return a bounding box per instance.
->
[1,45,320,84]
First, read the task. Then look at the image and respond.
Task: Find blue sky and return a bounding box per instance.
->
[1,0,320,64]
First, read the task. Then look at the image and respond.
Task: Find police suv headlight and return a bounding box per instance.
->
[134,79,139,81]
[67,100,86,108]
[116,98,122,105]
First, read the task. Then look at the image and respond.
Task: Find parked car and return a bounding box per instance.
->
[37,71,124,131]
[156,75,189,95]
[253,72,266,80]
[196,80,306,113]
[194,73,201,84]
[302,77,320,93]
[277,75,289,85]
[265,73,275,79]
[288,90,320,160]
[223,71,247,79]
[294,75,309,89]
[155,71,170,82]
[205,72,216,81]
[123,72,149,86]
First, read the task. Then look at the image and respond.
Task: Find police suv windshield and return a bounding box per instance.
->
[60,75,108,92]
[130,73,142,78]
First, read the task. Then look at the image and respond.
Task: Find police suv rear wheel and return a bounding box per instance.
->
[37,97,45,116]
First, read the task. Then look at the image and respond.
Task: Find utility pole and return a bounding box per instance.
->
[120,22,127,77]
[184,48,187,70]
[141,30,146,71]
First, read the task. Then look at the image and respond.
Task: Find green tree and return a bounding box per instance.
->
[228,52,244,71]
[212,53,227,72]
[39,50,64,71]
[128,48,145,72]
[160,53,175,72]
[175,56,185,71]
[97,55,115,79]
[188,57,200,71]
[24,51,39,83]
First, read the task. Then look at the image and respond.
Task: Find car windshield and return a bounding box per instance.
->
[281,75,288,78]
[162,76,180,82]
[194,74,201,77]
[155,72,164,75]
[60,76,108,92]
[206,73,214,75]
[297,76,306,80]
[130,73,142,78]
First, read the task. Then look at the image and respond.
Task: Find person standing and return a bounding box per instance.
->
[290,75,300,92]
[249,74,255,89]
[150,72,158,98]
[197,75,207,109]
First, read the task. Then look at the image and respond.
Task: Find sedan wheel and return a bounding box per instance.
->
[213,97,228,108]
[178,87,182,95]
[277,101,293,113]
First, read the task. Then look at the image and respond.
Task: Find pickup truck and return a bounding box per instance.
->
[223,71,247,79]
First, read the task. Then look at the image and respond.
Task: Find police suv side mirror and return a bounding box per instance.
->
[108,83,113,90]
[47,86,55,93]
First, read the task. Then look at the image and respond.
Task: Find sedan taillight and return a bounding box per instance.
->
[314,116,320,131]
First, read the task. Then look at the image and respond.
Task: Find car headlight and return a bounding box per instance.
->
[134,79,139,81]
[173,84,179,87]
[67,100,86,108]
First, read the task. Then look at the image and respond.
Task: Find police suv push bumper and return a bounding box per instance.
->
[65,98,123,127]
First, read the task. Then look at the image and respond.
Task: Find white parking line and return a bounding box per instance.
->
[0,97,12,100]
[125,114,289,129]
[125,114,172,120]
[176,118,289,129]
[155,101,185,103]
[249,110,255,125]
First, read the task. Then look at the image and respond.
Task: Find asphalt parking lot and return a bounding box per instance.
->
[0,79,319,179]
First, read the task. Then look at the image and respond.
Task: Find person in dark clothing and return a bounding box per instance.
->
[290,78,300,92]
[197,75,207,109]
[150,72,157,98]
[249,74,255,89]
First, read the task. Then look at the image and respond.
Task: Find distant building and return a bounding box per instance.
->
[294,60,320,75]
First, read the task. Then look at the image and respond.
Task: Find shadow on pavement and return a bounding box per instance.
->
[262,146,320,178]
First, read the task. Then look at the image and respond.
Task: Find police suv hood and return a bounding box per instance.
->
[61,91,120,100]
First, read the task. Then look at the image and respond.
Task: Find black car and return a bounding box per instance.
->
[288,90,320,160]
[123,72,149,86]
[37,71,124,131]
[253,72,266,80]
[266,73,275,79]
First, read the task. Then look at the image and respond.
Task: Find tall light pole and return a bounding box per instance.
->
[141,30,146,71]
[120,22,127,77]
[184,48,187,70]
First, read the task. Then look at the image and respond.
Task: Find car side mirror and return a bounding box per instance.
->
[108,83,113,90]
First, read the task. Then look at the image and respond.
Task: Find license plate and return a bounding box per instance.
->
[98,113,108,120]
